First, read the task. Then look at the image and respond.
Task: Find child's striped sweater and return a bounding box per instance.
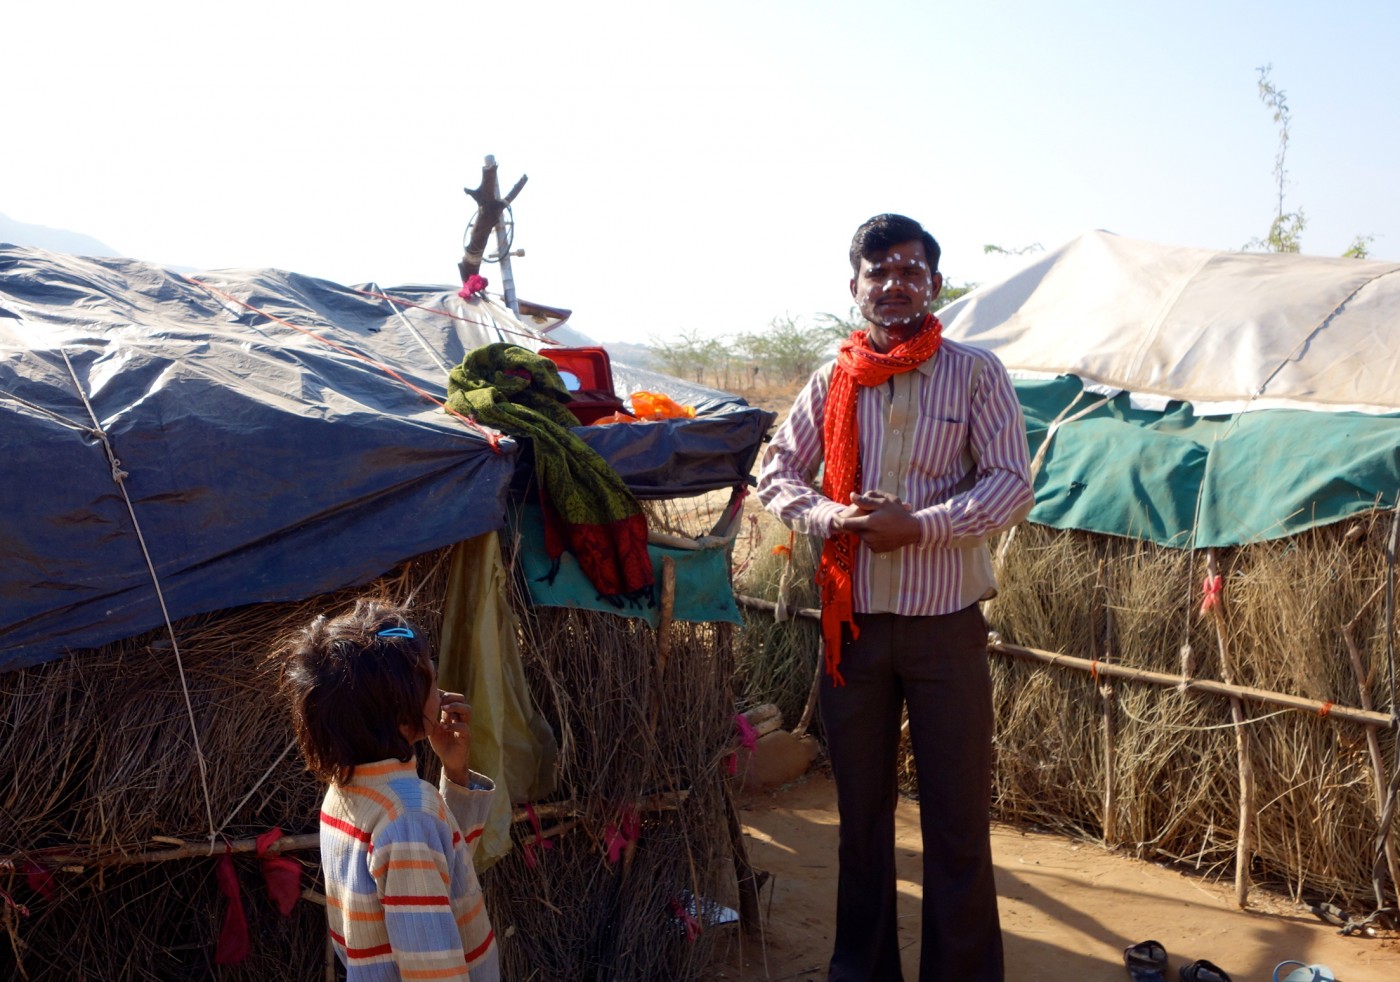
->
[320,758,498,981]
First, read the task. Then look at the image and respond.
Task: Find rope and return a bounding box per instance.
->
[1113,696,1296,734]
[58,347,219,847]
[0,389,93,434]
[359,283,453,376]
[351,287,563,346]
[184,276,505,453]
[217,737,297,835]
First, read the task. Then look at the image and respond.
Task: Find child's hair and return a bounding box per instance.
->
[279,598,435,784]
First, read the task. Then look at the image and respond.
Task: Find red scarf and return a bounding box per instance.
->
[819,315,944,684]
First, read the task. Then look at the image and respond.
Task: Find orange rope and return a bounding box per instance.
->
[184,276,504,452]
[1318,701,1334,718]
[351,288,563,345]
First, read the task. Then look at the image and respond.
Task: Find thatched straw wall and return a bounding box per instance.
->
[0,555,455,981]
[986,514,1397,908]
[482,603,737,980]
[2,529,743,980]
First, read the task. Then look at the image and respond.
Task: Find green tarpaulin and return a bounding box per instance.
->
[1020,376,1400,548]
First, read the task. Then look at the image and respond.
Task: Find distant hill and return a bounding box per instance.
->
[0,213,120,257]
[543,324,657,369]
[591,339,657,369]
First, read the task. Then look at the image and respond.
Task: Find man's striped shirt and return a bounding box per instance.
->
[757,337,1034,614]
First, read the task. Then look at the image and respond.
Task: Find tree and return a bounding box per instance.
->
[735,315,846,385]
[1245,64,1306,253]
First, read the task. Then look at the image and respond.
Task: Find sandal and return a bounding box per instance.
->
[1124,939,1168,982]
[1273,962,1337,982]
[1179,959,1232,982]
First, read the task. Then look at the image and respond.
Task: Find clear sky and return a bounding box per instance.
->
[7,1,1398,343]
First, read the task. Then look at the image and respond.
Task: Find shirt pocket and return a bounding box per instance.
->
[908,411,969,483]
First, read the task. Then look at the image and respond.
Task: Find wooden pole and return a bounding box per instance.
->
[457,155,528,284]
[1205,548,1256,908]
[1341,582,1400,905]
[734,592,1394,728]
[1096,555,1119,846]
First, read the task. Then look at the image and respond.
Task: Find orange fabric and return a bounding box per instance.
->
[630,390,696,419]
[818,315,944,684]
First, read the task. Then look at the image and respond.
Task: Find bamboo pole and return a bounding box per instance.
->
[735,592,1395,728]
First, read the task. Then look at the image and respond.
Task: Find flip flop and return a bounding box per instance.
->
[1124,939,1167,982]
[1179,959,1232,982]
[1273,962,1337,982]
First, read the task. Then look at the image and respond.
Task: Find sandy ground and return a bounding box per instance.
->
[710,772,1400,982]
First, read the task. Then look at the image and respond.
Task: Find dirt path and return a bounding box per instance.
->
[713,773,1400,981]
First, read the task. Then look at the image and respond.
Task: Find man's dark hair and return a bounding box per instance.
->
[849,213,941,274]
[279,599,434,784]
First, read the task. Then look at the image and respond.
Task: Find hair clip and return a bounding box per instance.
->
[377,626,415,639]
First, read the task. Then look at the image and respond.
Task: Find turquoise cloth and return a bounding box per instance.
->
[1019,376,1400,548]
[511,503,743,626]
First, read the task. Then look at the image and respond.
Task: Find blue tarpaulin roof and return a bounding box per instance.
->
[1,246,771,671]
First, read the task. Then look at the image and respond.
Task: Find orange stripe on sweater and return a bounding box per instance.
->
[400,966,471,980]
[342,783,399,817]
[455,894,486,926]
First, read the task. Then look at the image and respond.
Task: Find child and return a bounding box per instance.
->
[281,599,499,981]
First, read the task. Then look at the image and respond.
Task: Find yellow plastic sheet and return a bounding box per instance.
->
[437,531,559,870]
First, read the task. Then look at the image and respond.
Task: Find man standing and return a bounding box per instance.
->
[756,213,1034,981]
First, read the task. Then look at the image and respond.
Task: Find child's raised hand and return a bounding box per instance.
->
[429,690,473,787]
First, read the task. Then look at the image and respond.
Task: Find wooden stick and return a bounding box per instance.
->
[648,557,677,739]
[1096,555,1119,846]
[0,832,321,871]
[724,781,763,934]
[991,641,1393,728]
[1341,583,1400,905]
[1207,548,1255,908]
[736,592,1395,728]
[736,594,820,622]
[509,790,690,826]
[0,794,696,873]
[518,818,581,848]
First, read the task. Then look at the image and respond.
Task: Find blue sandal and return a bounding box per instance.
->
[1273,962,1336,982]
[1124,939,1168,982]
[1179,959,1232,982]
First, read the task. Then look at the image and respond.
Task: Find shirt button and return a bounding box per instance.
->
[892,429,900,435]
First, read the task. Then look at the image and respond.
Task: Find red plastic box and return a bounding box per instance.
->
[539,346,626,424]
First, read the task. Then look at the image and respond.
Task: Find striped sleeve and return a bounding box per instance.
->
[914,348,1033,547]
[371,810,471,981]
[440,771,494,849]
[756,364,846,538]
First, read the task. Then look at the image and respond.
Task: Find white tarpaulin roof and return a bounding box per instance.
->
[940,230,1400,416]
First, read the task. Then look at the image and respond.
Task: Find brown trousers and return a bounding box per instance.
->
[819,606,1004,982]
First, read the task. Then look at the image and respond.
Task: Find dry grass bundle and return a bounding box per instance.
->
[986,517,1398,907]
[0,550,454,980]
[484,599,738,980]
[732,522,823,733]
